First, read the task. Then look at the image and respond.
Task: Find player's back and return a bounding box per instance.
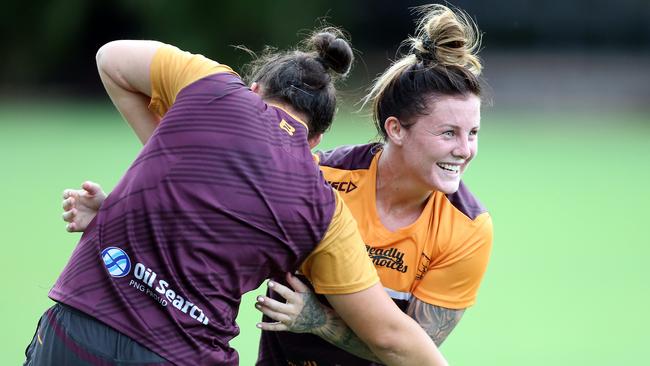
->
[50,72,336,366]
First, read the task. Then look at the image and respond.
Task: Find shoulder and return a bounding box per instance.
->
[316,143,382,170]
[445,181,488,221]
[154,44,239,78]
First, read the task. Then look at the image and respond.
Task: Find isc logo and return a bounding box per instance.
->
[327,180,357,193]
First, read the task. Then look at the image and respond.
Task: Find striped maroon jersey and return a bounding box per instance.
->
[50,72,336,366]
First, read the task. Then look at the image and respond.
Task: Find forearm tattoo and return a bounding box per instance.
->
[285,292,380,361]
[407,299,465,346]
[288,291,327,333]
[313,309,382,363]
[289,294,464,361]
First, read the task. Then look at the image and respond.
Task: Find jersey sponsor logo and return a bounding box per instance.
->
[326,180,357,193]
[101,247,131,277]
[279,119,296,136]
[100,247,210,326]
[366,245,408,273]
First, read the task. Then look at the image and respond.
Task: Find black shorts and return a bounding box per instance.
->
[24,303,171,366]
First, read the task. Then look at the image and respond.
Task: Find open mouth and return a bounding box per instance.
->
[437,163,460,173]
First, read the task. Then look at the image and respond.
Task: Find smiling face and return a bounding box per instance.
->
[390,94,481,195]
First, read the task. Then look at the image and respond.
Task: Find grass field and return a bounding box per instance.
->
[2,102,649,365]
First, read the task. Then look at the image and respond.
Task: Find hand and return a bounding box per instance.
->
[61,181,106,232]
[255,273,328,334]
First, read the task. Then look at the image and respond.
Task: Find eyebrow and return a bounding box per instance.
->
[436,123,480,129]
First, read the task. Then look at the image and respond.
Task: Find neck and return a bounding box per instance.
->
[376,144,432,217]
[265,99,310,125]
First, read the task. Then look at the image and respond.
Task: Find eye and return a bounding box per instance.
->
[442,130,455,137]
[469,129,479,136]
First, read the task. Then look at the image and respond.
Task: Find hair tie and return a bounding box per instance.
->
[415,35,436,64]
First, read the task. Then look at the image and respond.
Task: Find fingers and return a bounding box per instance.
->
[61,208,77,222]
[267,280,300,302]
[255,301,292,323]
[285,273,310,292]
[62,189,79,232]
[82,181,102,195]
[255,321,288,332]
[62,209,77,223]
[63,208,81,232]
[255,295,292,314]
[62,189,79,200]
[62,197,74,211]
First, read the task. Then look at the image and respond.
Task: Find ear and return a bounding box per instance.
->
[384,117,406,146]
[308,133,323,149]
[250,82,261,94]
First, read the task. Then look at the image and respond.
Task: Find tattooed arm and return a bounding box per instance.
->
[256,274,462,362]
[406,298,465,346]
[256,274,383,362]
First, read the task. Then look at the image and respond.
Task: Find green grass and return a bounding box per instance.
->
[2,103,649,365]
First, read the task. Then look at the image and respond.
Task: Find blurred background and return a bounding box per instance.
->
[2,0,649,365]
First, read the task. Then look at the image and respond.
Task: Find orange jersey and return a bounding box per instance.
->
[257,143,493,365]
[318,143,492,309]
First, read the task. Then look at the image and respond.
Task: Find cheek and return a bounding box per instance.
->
[470,141,478,158]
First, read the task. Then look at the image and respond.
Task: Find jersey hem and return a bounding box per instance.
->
[411,291,476,310]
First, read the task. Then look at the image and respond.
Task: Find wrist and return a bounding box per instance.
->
[311,306,340,337]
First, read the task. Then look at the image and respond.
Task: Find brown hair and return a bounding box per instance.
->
[362,4,484,139]
[244,27,354,138]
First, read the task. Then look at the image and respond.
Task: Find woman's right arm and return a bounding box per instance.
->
[324,283,447,366]
[96,40,163,144]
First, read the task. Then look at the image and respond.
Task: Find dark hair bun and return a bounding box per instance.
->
[310,31,354,75]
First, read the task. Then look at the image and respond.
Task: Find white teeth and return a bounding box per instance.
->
[438,163,460,172]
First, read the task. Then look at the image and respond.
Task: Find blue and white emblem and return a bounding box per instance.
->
[101,247,131,278]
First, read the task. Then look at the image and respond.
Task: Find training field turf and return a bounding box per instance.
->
[2,102,649,365]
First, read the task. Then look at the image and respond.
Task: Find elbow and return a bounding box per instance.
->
[95,42,110,70]
[363,329,408,355]
[96,41,120,74]
[95,41,132,91]
[362,317,443,364]
[361,312,416,352]
[367,333,446,366]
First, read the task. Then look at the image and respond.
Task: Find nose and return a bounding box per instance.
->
[452,135,471,159]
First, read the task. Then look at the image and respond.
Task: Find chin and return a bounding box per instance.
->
[434,180,461,195]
